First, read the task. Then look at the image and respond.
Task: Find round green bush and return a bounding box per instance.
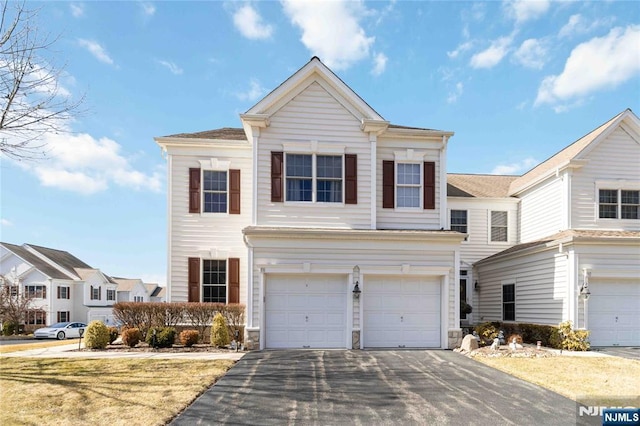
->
[84,321,110,349]
[146,327,177,348]
[2,321,17,336]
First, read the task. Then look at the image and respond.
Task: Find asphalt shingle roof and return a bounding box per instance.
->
[447,174,519,198]
[164,127,247,140]
[26,244,92,277]
[1,242,74,279]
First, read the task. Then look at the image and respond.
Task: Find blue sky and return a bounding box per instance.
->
[1,1,639,286]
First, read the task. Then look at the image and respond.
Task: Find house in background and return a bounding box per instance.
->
[0,242,166,328]
[113,278,150,303]
[156,58,640,349]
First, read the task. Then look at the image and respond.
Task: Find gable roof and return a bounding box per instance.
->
[112,278,144,292]
[1,242,72,280]
[163,127,247,140]
[244,56,384,122]
[150,286,165,298]
[26,244,92,279]
[475,229,640,265]
[509,109,639,195]
[447,174,519,198]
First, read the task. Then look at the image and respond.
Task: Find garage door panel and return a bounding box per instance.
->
[588,280,640,347]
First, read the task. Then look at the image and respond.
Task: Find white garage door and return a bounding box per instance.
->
[364,276,441,348]
[265,274,347,349]
[589,280,640,347]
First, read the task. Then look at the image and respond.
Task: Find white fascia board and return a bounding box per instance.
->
[509,159,588,196]
[382,127,454,140]
[154,137,251,151]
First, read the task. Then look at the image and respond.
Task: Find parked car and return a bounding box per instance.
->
[33,322,87,340]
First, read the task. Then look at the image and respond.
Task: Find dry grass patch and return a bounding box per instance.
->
[0,357,235,425]
[477,356,640,400]
[0,339,80,354]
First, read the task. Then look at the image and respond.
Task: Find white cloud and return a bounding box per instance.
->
[558,14,614,39]
[70,3,84,18]
[371,52,387,76]
[491,157,538,175]
[157,60,183,75]
[281,0,375,70]
[513,38,547,69]
[535,25,640,109]
[235,79,266,102]
[1,219,13,227]
[140,2,156,16]
[470,36,512,69]
[77,39,115,65]
[447,82,464,104]
[447,41,473,59]
[232,4,273,40]
[504,0,550,24]
[14,132,163,195]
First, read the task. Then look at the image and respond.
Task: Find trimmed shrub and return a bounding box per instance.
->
[224,304,246,343]
[146,326,177,348]
[211,312,230,348]
[2,321,17,336]
[107,326,119,344]
[179,330,199,347]
[551,321,590,351]
[474,322,500,346]
[506,334,523,345]
[122,327,142,347]
[84,321,110,349]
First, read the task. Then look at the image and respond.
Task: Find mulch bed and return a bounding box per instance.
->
[456,345,557,358]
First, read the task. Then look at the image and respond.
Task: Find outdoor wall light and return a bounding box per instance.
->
[579,285,591,300]
[353,282,361,299]
[353,265,361,299]
[474,281,479,291]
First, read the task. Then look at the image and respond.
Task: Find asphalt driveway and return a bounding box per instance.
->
[171,350,576,425]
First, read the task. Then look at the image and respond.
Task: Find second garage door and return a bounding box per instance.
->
[265,274,347,349]
[588,280,640,347]
[364,276,441,348]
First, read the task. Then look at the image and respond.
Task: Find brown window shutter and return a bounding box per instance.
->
[382,160,395,208]
[188,257,200,302]
[345,154,357,204]
[228,258,240,304]
[68,287,70,299]
[424,161,435,210]
[57,286,60,299]
[189,168,201,213]
[98,287,101,300]
[229,169,241,214]
[43,287,46,299]
[271,152,283,202]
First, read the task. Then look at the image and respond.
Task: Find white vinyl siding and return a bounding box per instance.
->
[519,177,564,243]
[571,126,640,231]
[167,149,252,302]
[255,80,371,228]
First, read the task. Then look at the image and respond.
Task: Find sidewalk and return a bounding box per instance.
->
[1,343,246,361]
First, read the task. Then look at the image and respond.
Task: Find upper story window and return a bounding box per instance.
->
[599,189,639,219]
[451,210,468,233]
[90,286,101,300]
[490,211,508,242]
[133,295,144,302]
[106,289,116,301]
[285,154,343,203]
[26,285,46,299]
[396,163,421,208]
[57,286,70,299]
[203,259,226,303]
[203,171,227,213]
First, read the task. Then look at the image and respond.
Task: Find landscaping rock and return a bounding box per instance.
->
[460,334,479,352]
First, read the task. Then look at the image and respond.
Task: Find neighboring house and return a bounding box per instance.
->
[0,242,166,328]
[146,283,167,303]
[473,109,640,347]
[156,57,639,349]
[113,278,150,303]
[156,57,465,350]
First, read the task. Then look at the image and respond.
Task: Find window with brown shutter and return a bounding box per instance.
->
[189,168,201,213]
[423,161,435,210]
[271,152,283,202]
[188,257,200,302]
[229,169,241,214]
[345,154,357,204]
[228,258,240,304]
[382,160,395,208]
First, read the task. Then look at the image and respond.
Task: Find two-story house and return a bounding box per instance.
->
[156,57,466,350]
[473,109,640,347]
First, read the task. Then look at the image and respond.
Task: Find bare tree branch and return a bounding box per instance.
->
[0,1,84,161]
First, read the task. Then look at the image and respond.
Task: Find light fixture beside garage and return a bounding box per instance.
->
[580,269,591,300]
[353,265,361,299]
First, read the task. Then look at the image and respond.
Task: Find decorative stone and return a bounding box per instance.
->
[352,331,361,349]
[460,334,479,352]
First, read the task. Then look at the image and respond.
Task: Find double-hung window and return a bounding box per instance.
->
[285,154,343,203]
[396,163,421,208]
[451,210,468,233]
[502,283,515,321]
[90,286,100,300]
[26,285,46,299]
[107,289,116,301]
[58,286,70,299]
[490,211,508,242]
[599,189,639,219]
[203,171,227,213]
[203,260,227,303]
[57,311,70,322]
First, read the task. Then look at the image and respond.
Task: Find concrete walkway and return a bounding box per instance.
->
[0,342,245,361]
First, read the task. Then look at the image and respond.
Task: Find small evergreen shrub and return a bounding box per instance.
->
[122,327,142,347]
[179,330,199,347]
[84,321,110,349]
[146,326,177,348]
[2,321,17,336]
[474,322,500,346]
[211,312,230,347]
[107,327,119,344]
[550,321,590,351]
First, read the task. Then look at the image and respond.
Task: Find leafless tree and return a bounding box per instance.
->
[0,1,84,160]
[0,274,44,333]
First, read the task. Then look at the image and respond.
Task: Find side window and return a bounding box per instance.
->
[396,163,421,208]
[490,211,508,242]
[502,283,515,321]
[451,210,468,234]
[203,171,227,213]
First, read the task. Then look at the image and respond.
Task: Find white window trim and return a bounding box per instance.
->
[488,210,509,244]
[201,258,229,304]
[283,153,345,204]
[594,181,640,221]
[449,209,469,241]
[501,280,516,322]
[201,169,230,215]
[394,161,423,209]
